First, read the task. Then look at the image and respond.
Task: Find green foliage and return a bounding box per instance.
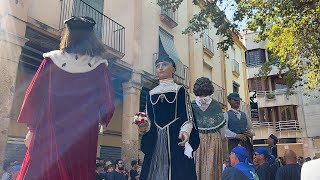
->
[157,0,320,91]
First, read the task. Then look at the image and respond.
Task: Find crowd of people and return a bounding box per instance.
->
[95,158,142,180]
[221,134,320,180]
[1,160,21,180]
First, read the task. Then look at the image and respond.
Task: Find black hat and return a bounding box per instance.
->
[269,134,278,144]
[155,56,176,70]
[64,16,96,30]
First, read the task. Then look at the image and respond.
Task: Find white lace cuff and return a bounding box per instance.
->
[180,121,193,136]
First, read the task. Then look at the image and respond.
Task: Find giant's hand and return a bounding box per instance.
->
[235,134,247,141]
[244,131,253,138]
[138,121,150,135]
[25,130,33,148]
[178,131,189,146]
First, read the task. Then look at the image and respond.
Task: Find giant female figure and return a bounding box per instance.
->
[137,57,200,180]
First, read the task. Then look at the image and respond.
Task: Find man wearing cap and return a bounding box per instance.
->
[224,92,255,160]
[268,134,278,158]
[16,16,115,180]
[254,147,276,180]
[222,146,258,180]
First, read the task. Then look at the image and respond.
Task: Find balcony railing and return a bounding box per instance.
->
[59,0,125,57]
[211,81,226,106]
[232,59,240,74]
[252,121,274,128]
[252,120,300,132]
[203,34,214,56]
[256,89,300,107]
[276,120,300,131]
[160,6,178,28]
[153,53,189,87]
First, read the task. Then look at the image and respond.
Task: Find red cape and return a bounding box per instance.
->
[17,57,114,180]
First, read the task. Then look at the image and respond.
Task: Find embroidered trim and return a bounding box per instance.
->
[150,93,177,105]
[154,118,179,130]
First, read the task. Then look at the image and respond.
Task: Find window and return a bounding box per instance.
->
[248,78,269,91]
[203,64,212,80]
[203,29,214,55]
[246,49,266,66]
[233,81,240,93]
[279,106,297,121]
[276,83,287,90]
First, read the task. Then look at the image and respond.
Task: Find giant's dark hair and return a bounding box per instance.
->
[59,28,105,57]
[193,77,214,96]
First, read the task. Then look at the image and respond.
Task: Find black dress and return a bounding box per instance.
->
[139,81,200,180]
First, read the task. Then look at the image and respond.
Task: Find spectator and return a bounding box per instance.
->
[254,147,276,180]
[275,150,301,180]
[96,163,105,180]
[96,158,102,164]
[301,158,320,180]
[107,159,127,180]
[267,134,278,158]
[105,161,114,172]
[11,165,21,180]
[279,157,285,166]
[130,160,139,180]
[1,161,12,180]
[298,156,304,165]
[222,146,258,180]
[99,159,105,165]
[252,156,259,169]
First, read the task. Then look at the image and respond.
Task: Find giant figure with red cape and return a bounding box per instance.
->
[17,16,115,180]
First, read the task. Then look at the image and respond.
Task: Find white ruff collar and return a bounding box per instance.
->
[43,50,108,73]
[150,78,181,95]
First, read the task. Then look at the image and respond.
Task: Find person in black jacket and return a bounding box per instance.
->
[275,150,301,180]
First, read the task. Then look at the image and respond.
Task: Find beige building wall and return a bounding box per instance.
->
[0,0,32,170]
[225,36,249,105]
[28,0,61,29]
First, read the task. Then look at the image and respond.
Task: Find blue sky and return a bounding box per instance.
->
[218,1,247,31]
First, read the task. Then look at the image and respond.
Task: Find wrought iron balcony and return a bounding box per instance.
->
[203,34,214,57]
[160,6,178,28]
[59,0,125,58]
[153,53,189,87]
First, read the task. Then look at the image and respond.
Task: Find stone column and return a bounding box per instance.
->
[0,0,30,170]
[0,30,28,169]
[121,72,142,166]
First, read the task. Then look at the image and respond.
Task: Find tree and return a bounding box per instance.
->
[157,0,320,91]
